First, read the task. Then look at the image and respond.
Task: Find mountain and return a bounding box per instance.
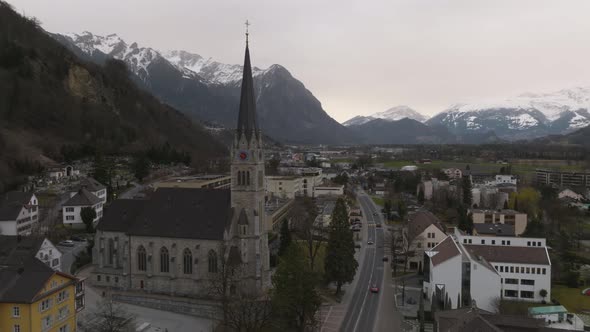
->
[427,87,590,140]
[342,105,428,126]
[54,32,356,144]
[347,118,456,144]
[0,2,225,191]
[531,125,590,148]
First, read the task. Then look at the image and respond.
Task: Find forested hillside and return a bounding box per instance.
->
[0,1,226,191]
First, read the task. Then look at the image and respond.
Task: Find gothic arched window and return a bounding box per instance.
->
[183,248,193,274]
[208,250,218,273]
[246,171,250,185]
[137,245,146,271]
[160,247,169,273]
[238,171,243,186]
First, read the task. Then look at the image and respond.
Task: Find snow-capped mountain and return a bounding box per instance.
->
[342,105,428,126]
[54,32,356,144]
[427,87,590,140]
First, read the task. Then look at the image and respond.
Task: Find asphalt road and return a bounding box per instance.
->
[340,192,385,332]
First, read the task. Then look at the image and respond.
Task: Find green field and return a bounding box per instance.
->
[371,196,385,206]
[552,285,590,313]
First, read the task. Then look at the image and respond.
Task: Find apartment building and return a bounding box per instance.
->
[0,192,39,236]
[536,169,590,188]
[471,209,527,236]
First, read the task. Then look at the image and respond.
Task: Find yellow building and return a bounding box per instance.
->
[0,258,85,332]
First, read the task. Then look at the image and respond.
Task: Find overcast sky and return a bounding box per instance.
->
[10,0,590,122]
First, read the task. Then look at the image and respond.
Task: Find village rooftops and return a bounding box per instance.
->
[463,244,550,265]
[473,223,515,237]
[428,236,461,267]
[63,188,101,206]
[0,191,35,221]
[407,211,446,242]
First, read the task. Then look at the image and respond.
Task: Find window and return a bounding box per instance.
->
[57,290,68,303]
[542,268,546,275]
[505,278,518,284]
[417,242,422,248]
[502,240,505,245]
[137,246,146,271]
[108,239,114,265]
[59,324,69,332]
[504,290,518,297]
[39,299,51,312]
[537,241,541,246]
[520,291,534,299]
[492,240,496,245]
[97,275,101,282]
[183,248,193,274]
[521,279,535,286]
[537,268,541,274]
[527,241,531,246]
[463,239,467,244]
[246,171,251,185]
[58,306,69,320]
[500,266,504,272]
[510,266,514,273]
[52,258,59,267]
[65,207,74,212]
[66,216,75,221]
[494,265,498,271]
[481,239,485,244]
[468,239,472,244]
[42,315,52,329]
[507,241,511,245]
[516,267,520,273]
[13,325,20,332]
[13,306,19,317]
[160,247,169,273]
[115,277,119,283]
[526,267,530,274]
[208,250,218,273]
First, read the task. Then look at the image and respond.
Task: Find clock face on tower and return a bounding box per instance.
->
[238,151,248,161]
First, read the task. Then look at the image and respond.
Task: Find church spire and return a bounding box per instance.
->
[237,20,258,141]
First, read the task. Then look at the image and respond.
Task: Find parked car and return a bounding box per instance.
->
[376,224,382,228]
[382,256,389,262]
[355,243,361,249]
[367,240,374,245]
[70,236,85,242]
[58,240,75,247]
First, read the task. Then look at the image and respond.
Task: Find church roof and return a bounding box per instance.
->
[97,188,231,240]
[237,43,259,141]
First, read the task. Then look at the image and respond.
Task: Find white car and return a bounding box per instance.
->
[367,241,374,245]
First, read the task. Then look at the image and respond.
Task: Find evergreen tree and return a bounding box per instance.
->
[418,187,425,204]
[80,207,97,233]
[398,200,407,221]
[133,155,150,182]
[324,198,358,295]
[462,176,472,207]
[278,219,292,257]
[272,244,321,330]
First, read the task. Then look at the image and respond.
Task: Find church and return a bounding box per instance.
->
[91,36,271,296]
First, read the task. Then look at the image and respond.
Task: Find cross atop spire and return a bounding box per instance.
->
[245,20,250,45]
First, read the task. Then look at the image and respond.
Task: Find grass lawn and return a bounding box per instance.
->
[552,285,590,313]
[371,196,385,206]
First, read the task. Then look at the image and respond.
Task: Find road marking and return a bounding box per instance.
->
[352,198,377,332]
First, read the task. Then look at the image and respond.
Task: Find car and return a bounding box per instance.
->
[382,256,389,262]
[370,284,379,293]
[58,240,75,247]
[354,243,361,249]
[376,224,382,228]
[373,212,378,216]
[367,241,374,245]
[70,236,85,242]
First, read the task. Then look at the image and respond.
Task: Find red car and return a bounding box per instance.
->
[370,284,379,293]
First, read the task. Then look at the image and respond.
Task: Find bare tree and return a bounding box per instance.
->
[208,244,273,332]
[80,295,135,332]
[291,197,326,271]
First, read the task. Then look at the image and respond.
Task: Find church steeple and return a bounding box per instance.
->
[237,21,258,142]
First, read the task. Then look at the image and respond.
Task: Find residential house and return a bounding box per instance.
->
[0,236,84,332]
[471,209,528,236]
[62,189,103,229]
[74,178,107,205]
[442,168,463,180]
[0,236,63,272]
[404,211,447,271]
[0,192,39,236]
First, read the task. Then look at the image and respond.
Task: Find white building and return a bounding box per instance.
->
[47,164,80,181]
[314,185,344,197]
[424,232,551,312]
[442,168,463,180]
[471,209,528,236]
[74,177,107,204]
[0,236,62,271]
[0,192,39,235]
[418,178,450,201]
[493,175,517,186]
[62,188,103,228]
[401,165,418,172]
[266,176,301,199]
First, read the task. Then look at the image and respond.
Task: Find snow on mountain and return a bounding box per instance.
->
[163,50,267,85]
[342,105,428,126]
[372,105,429,122]
[427,87,590,139]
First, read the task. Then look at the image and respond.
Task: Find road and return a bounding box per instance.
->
[340,191,386,332]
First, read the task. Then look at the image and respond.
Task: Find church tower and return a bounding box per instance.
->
[229,26,270,290]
